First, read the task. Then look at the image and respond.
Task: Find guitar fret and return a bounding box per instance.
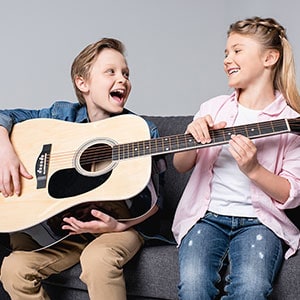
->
[175,135,180,149]
[163,137,171,152]
[153,138,158,154]
[125,143,130,159]
[133,142,139,157]
[157,138,163,153]
[237,126,247,136]
[186,134,198,149]
[211,128,231,143]
[260,123,273,134]
[257,124,262,135]
[138,141,143,157]
[183,135,188,148]
[144,140,151,155]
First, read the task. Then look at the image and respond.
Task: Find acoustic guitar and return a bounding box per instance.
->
[0,114,299,250]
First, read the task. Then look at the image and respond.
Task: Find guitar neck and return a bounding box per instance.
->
[113,118,292,159]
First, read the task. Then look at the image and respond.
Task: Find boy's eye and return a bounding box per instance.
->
[123,72,130,79]
[106,69,115,74]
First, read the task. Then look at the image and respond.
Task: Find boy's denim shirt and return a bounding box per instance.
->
[0,101,156,137]
[0,101,167,240]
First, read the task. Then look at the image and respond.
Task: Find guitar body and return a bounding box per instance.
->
[0,114,152,233]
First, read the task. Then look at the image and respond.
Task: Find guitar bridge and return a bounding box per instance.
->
[35,144,52,189]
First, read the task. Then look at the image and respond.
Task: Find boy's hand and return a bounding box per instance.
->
[0,143,32,197]
[62,209,127,234]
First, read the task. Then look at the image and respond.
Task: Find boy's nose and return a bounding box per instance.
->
[117,74,127,83]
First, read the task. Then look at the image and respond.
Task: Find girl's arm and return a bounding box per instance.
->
[229,134,290,203]
[248,164,290,204]
[173,115,226,173]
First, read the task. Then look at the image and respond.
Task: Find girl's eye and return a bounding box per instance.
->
[106,69,115,74]
[234,49,241,54]
[123,72,130,79]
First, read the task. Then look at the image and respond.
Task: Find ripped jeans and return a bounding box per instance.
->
[178,212,283,300]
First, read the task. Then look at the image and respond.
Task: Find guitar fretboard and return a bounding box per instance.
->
[113,119,291,160]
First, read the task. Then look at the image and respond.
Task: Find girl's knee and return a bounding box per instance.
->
[225,273,272,299]
[179,265,221,300]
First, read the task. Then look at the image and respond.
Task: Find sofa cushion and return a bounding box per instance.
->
[125,245,179,299]
[44,245,179,300]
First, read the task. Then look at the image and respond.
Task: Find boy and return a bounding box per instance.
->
[0,38,165,300]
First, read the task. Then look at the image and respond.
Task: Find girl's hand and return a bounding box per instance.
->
[228,134,291,203]
[186,115,226,144]
[174,115,227,173]
[62,209,128,235]
[228,134,260,176]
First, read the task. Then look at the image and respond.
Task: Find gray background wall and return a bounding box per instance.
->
[0,0,299,116]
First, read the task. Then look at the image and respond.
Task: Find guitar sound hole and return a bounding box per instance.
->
[80,143,112,172]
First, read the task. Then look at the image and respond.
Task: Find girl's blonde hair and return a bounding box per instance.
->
[71,38,126,105]
[228,17,300,113]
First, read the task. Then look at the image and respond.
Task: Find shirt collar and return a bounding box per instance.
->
[261,91,288,116]
[75,105,89,123]
[76,106,132,124]
[231,90,287,117]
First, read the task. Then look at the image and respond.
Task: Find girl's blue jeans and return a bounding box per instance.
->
[178,212,283,300]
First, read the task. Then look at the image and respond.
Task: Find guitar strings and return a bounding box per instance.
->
[45,118,294,167]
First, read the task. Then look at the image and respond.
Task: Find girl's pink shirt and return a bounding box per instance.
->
[172,91,300,259]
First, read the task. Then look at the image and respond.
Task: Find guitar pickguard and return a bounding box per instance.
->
[48,168,112,198]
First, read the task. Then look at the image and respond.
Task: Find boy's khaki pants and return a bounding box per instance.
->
[0,228,143,300]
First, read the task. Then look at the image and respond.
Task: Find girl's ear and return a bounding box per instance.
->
[75,76,89,92]
[264,49,280,67]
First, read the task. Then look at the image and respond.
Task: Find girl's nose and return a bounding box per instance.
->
[224,55,232,64]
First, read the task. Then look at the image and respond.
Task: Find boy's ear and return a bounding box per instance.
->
[75,76,89,92]
[264,49,280,67]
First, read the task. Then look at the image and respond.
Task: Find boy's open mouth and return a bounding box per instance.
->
[110,89,125,102]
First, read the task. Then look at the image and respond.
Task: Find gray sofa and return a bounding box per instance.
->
[1,115,300,299]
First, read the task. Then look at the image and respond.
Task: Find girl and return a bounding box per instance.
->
[172,17,300,299]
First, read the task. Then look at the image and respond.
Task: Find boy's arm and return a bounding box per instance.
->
[0,126,32,197]
[62,204,159,234]
[62,156,165,235]
[0,109,42,133]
